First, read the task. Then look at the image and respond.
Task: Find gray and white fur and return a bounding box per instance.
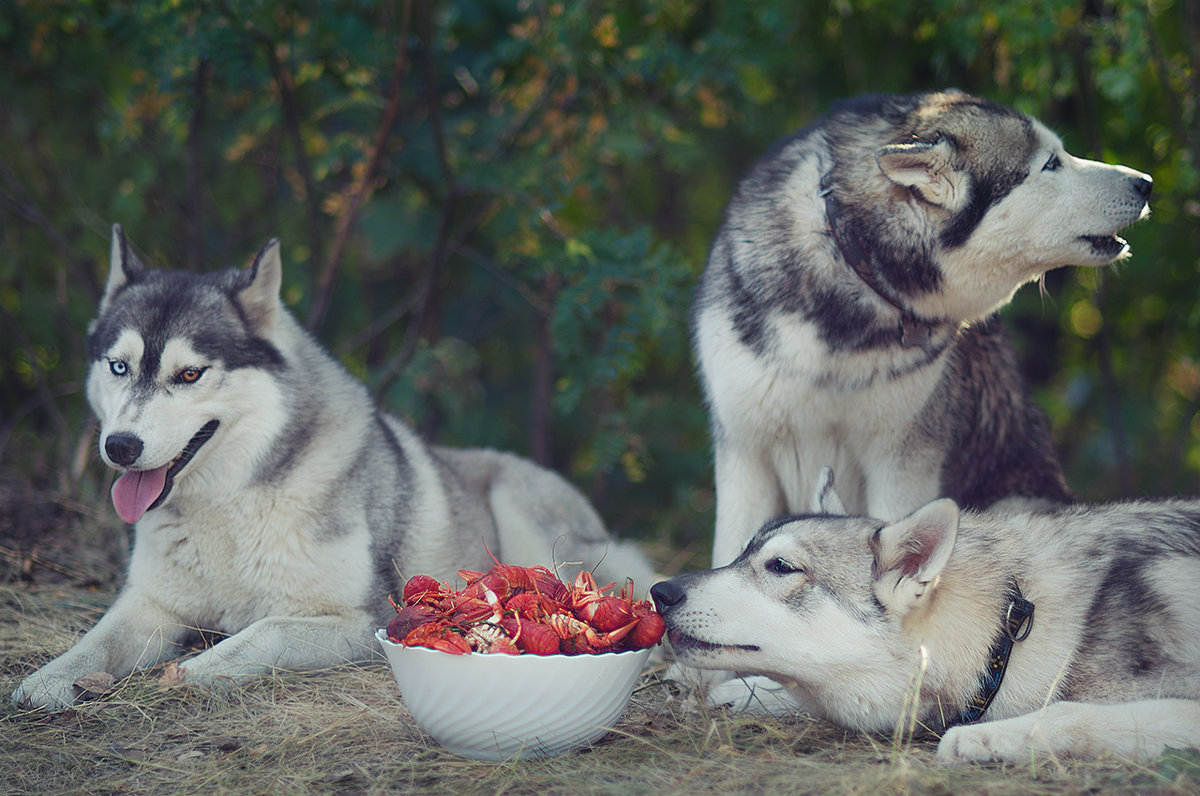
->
[652,469,1200,763]
[693,91,1152,567]
[12,226,655,709]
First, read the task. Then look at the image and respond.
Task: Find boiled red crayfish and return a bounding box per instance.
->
[385,563,665,656]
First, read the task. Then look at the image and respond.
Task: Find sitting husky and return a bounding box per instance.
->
[693,90,1153,568]
[12,226,654,710]
[652,470,1200,763]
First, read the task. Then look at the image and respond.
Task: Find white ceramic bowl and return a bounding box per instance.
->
[376,628,652,761]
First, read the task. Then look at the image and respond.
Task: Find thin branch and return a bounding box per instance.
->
[335,268,424,357]
[478,60,562,167]
[308,0,414,332]
[369,186,509,401]
[214,0,323,282]
[1165,381,1200,492]
[351,6,565,400]
[1093,281,1133,495]
[185,57,211,271]
[1145,5,1200,168]
[262,38,324,281]
[0,157,98,305]
[342,24,560,372]
[370,187,458,401]
[419,1,452,187]
[451,243,552,316]
[345,201,560,372]
[0,307,70,463]
[530,272,560,466]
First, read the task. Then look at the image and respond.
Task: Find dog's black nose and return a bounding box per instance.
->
[650,579,686,612]
[104,433,143,467]
[1134,174,1153,199]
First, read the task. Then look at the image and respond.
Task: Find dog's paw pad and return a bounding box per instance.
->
[937,725,1019,764]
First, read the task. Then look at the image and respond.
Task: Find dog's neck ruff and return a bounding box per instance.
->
[820,178,952,355]
[950,580,1035,727]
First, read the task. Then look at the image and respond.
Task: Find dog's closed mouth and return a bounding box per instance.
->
[668,629,759,654]
[1080,234,1128,258]
[111,420,220,523]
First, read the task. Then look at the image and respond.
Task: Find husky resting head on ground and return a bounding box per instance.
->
[694,90,1153,568]
[652,469,1200,763]
[12,226,655,710]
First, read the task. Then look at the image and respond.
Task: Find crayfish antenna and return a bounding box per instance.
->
[482,536,502,568]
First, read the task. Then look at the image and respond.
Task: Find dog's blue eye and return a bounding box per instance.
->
[1042,154,1062,172]
[108,359,128,377]
[766,557,801,575]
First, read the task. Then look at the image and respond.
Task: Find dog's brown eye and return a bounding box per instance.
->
[176,367,206,384]
[766,557,801,575]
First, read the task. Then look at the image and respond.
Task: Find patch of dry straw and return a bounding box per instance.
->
[2,583,1198,796]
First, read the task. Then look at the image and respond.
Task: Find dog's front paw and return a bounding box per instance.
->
[937,721,1038,764]
[11,669,83,711]
[708,675,804,716]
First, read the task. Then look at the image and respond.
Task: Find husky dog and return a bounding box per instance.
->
[693,91,1152,568]
[12,226,654,710]
[651,470,1200,763]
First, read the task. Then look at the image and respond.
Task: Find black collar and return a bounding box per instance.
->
[820,178,951,354]
[949,580,1035,726]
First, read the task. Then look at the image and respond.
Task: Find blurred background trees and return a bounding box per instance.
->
[2,0,1197,568]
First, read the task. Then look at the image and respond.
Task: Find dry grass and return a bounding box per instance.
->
[1,492,1197,795]
[3,581,1199,796]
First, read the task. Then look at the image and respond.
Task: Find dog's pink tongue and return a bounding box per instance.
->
[111,465,169,524]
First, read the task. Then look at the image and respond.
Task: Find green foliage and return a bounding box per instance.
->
[2,0,1198,550]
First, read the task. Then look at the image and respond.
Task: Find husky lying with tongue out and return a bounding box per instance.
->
[12,225,654,709]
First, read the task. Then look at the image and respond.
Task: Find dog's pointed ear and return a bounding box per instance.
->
[239,238,283,332]
[100,224,147,312]
[811,467,847,515]
[875,138,967,210]
[871,498,959,615]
